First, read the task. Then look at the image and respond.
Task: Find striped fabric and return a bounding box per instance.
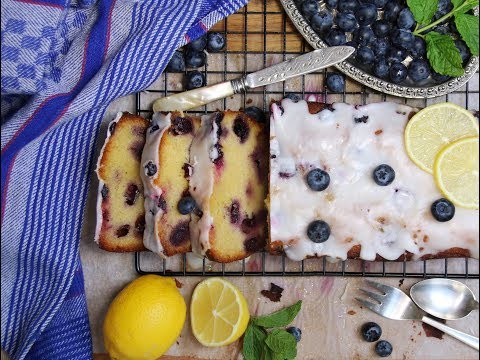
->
[1,0,248,359]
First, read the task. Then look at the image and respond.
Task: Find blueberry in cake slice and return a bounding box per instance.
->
[140,112,200,256]
[269,99,479,261]
[95,112,149,252]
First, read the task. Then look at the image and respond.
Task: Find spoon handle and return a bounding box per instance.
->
[422,316,479,351]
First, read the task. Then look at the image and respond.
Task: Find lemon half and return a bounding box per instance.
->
[190,278,250,347]
[405,102,478,173]
[434,136,479,209]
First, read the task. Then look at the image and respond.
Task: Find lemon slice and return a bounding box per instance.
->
[405,103,478,173]
[434,136,479,209]
[191,278,250,347]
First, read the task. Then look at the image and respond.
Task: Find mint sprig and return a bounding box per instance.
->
[242,300,302,360]
[407,0,479,76]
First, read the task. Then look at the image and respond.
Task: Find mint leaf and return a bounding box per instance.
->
[407,0,439,24]
[263,345,275,360]
[455,13,479,55]
[252,300,302,328]
[265,329,297,359]
[243,323,266,360]
[451,0,464,8]
[426,32,465,76]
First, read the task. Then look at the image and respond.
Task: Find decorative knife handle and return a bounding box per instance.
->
[152,82,235,112]
[245,47,354,88]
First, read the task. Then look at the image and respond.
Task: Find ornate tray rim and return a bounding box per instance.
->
[280,0,479,99]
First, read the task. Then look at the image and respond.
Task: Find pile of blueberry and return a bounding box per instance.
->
[165,32,226,90]
[295,0,471,85]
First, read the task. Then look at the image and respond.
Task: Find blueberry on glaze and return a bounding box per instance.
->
[431,198,455,222]
[244,106,266,123]
[307,220,331,243]
[373,164,395,186]
[375,340,393,357]
[149,124,160,133]
[306,168,330,191]
[286,327,302,342]
[145,162,157,177]
[361,322,382,342]
[177,196,197,215]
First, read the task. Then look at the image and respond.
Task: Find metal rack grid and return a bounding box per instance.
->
[134,0,479,278]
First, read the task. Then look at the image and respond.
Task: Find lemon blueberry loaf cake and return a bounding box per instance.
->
[268,99,479,261]
[95,112,149,252]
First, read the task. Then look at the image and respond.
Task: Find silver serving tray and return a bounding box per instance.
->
[280,0,479,98]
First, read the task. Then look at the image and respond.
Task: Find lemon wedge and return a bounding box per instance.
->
[405,103,478,173]
[434,136,479,209]
[190,278,250,347]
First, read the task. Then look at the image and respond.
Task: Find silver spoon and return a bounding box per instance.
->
[410,278,479,320]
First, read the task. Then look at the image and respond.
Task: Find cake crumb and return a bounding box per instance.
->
[261,282,284,302]
[398,279,404,287]
[347,310,356,315]
[174,279,183,288]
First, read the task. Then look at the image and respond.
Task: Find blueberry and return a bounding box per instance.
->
[455,40,470,64]
[434,24,451,35]
[397,8,416,30]
[373,0,388,6]
[434,0,453,21]
[373,38,390,57]
[384,0,403,23]
[431,71,451,83]
[186,70,205,90]
[336,12,358,32]
[387,47,407,63]
[186,34,207,52]
[177,196,197,215]
[353,26,375,46]
[310,11,334,35]
[345,40,359,56]
[338,0,359,12]
[361,322,382,342]
[325,28,347,46]
[326,72,345,92]
[431,198,455,222]
[391,29,415,50]
[389,62,408,83]
[373,57,389,78]
[285,93,301,102]
[244,106,266,123]
[356,46,375,66]
[326,0,338,9]
[373,164,395,186]
[145,161,157,177]
[185,50,206,68]
[410,36,426,58]
[307,220,331,243]
[207,32,225,52]
[166,50,185,72]
[408,59,431,82]
[355,3,377,26]
[375,340,393,357]
[372,20,391,38]
[301,0,319,19]
[306,168,331,191]
[286,327,302,342]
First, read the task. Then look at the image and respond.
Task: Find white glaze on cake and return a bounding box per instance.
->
[94,112,123,244]
[269,99,479,261]
[140,112,171,256]
[189,114,219,255]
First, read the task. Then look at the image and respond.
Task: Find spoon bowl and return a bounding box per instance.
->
[410,279,479,320]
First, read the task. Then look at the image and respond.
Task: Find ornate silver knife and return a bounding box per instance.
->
[152,46,354,112]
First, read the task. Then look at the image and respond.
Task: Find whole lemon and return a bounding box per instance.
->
[103,275,186,360]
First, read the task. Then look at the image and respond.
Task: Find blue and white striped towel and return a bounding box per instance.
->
[1,1,248,358]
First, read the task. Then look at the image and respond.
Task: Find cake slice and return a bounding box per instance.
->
[190,111,269,262]
[95,112,149,252]
[269,99,479,261]
[140,112,200,256]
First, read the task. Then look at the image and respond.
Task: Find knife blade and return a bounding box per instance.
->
[152,46,354,112]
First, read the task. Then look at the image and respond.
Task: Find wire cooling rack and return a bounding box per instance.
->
[134,0,479,278]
